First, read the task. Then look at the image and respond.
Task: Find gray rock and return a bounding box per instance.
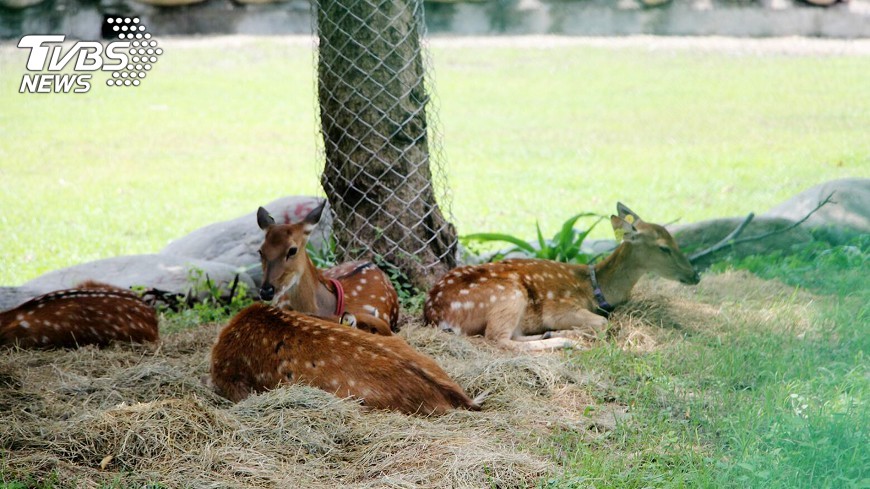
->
[161,196,332,286]
[20,254,256,301]
[671,216,814,269]
[0,0,45,8]
[764,178,870,242]
[0,286,52,311]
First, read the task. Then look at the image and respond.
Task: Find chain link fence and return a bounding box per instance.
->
[311,0,457,288]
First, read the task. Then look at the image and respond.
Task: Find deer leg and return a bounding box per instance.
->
[484,298,579,351]
[350,313,392,336]
[542,308,609,339]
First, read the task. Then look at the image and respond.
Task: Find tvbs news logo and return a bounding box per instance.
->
[17,16,162,94]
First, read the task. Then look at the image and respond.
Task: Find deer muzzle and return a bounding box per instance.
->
[259,284,275,301]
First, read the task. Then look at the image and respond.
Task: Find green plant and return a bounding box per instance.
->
[462,212,604,263]
[307,236,338,268]
[159,267,254,332]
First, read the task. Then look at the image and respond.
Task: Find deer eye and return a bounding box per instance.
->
[659,246,672,254]
[257,249,264,259]
[286,247,298,260]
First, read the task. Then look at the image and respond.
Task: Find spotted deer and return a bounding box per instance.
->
[0,281,158,349]
[256,201,399,336]
[424,203,700,351]
[211,303,483,415]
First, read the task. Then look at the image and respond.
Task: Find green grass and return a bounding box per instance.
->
[554,239,868,488]
[1,38,868,285]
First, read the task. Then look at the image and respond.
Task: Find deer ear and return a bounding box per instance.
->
[616,202,642,225]
[257,207,275,230]
[611,215,638,242]
[302,200,327,233]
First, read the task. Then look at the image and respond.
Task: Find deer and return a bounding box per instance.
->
[211,303,483,415]
[256,200,400,336]
[424,203,700,352]
[0,281,158,349]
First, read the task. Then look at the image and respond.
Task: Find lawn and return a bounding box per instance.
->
[0,36,867,488]
[1,36,868,285]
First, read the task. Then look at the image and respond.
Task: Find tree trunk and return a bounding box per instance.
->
[316,0,457,290]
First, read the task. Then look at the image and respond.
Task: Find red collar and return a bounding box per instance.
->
[329,278,345,317]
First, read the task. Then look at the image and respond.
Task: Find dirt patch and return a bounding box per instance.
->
[0,271,824,487]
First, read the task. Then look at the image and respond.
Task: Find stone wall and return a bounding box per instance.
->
[2,0,870,40]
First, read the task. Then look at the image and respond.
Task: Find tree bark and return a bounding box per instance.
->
[316,0,457,290]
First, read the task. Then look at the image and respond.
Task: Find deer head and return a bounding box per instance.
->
[611,202,700,285]
[256,201,325,301]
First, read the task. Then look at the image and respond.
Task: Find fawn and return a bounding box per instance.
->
[424,203,700,351]
[211,303,482,415]
[256,201,399,336]
[0,281,158,349]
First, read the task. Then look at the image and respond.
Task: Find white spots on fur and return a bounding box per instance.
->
[450,301,462,310]
[490,295,498,303]
[496,285,506,291]
[463,302,475,310]
[360,279,367,284]
[19,321,30,329]
[459,289,470,295]
[447,279,454,284]
[546,291,554,300]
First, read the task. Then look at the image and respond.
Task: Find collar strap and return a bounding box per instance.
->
[329,278,345,317]
[589,265,614,316]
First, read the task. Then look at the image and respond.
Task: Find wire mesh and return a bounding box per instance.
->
[311,0,457,285]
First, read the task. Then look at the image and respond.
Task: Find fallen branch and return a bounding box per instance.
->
[688,192,836,264]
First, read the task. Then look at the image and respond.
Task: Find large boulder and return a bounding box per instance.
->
[764,178,870,242]
[0,286,51,311]
[671,216,814,269]
[19,254,256,303]
[0,0,45,8]
[161,196,332,285]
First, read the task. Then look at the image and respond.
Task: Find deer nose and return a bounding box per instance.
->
[259,284,275,301]
[682,271,701,285]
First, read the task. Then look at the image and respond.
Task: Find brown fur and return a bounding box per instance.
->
[257,203,399,335]
[0,281,158,349]
[211,303,480,415]
[424,203,700,351]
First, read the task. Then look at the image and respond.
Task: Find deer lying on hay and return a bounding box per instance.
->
[211,303,483,415]
[256,201,399,336]
[0,281,158,349]
[424,203,700,351]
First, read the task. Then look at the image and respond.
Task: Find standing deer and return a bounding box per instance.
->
[256,201,399,336]
[211,303,483,415]
[424,203,700,351]
[0,281,158,349]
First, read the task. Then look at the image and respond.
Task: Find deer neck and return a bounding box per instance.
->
[592,243,646,307]
[277,258,337,317]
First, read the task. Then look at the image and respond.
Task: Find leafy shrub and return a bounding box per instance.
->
[462,212,604,263]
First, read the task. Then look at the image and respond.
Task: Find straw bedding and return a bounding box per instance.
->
[0,274,804,487]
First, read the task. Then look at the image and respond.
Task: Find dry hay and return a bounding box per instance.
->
[0,271,822,487]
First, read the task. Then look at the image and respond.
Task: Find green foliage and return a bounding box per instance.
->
[160,267,254,333]
[376,260,426,313]
[463,212,604,263]
[710,234,869,297]
[307,236,338,269]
